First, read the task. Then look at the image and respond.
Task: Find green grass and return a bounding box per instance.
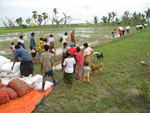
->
[32,28,150,113]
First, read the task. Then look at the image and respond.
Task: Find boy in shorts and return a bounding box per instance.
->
[40,45,56,91]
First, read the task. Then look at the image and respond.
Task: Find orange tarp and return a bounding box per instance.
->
[0,86,53,113]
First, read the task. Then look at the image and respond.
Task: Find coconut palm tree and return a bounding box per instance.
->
[26,18,31,26]
[145,8,150,23]
[32,11,37,25]
[42,12,49,25]
[94,16,98,24]
[16,17,23,26]
[111,12,117,22]
[37,14,43,26]
[101,16,107,24]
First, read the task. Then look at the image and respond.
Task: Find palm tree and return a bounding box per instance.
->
[145,8,150,23]
[101,16,107,24]
[111,12,117,22]
[16,17,23,26]
[32,11,37,25]
[94,16,98,24]
[42,12,49,25]
[26,18,31,26]
[37,14,43,26]
[108,13,112,23]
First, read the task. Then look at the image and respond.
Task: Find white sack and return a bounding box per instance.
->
[1,62,20,73]
[0,56,11,67]
[34,81,53,91]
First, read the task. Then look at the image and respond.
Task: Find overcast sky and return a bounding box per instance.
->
[0,0,150,26]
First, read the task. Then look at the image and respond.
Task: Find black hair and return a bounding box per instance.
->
[50,34,53,37]
[64,32,68,36]
[44,45,49,51]
[17,42,22,46]
[84,62,89,66]
[83,43,88,48]
[66,51,71,56]
[20,35,23,39]
[31,32,35,37]
[11,42,14,45]
[15,45,20,49]
[44,38,47,42]
[40,38,43,41]
[63,42,67,47]
[76,46,80,52]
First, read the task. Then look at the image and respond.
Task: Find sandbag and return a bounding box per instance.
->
[34,81,53,91]
[8,79,29,97]
[1,62,20,73]
[1,78,12,85]
[20,74,43,87]
[0,87,17,99]
[0,56,11,67]
[0,83,6,88]
[0,91,9,105]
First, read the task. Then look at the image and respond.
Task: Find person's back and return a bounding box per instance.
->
[68,47,76,56]
[84,66,91,77]
[40,52,54,73]
[15,48,31,62]
[64,57,75,73]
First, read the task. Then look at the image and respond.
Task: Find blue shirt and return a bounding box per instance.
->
[14,48,32,62]
[30,37,36,50]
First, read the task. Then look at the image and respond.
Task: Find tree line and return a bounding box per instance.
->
[1,8,150,29]
[1,8,72,28]
[94,8,150,25]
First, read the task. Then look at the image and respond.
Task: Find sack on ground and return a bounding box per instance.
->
[8,79,29,97]
[0,87,17,99]
[34,81,53,91]
[0,56,11,67]
[1,62,20,73]
[0,90,9,105]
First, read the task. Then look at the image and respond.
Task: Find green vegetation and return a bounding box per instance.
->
[32,28,150,113]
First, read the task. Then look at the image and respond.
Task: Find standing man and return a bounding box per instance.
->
[11,45,34,77]
[40,45,56,91]
[71,30,76,47]
[30,32,36,60]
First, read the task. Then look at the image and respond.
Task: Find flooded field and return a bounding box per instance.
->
[0,26,136,56]
[0,27,114,54]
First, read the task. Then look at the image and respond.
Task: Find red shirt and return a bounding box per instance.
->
[76,52,83,65]
[68,48,76,55]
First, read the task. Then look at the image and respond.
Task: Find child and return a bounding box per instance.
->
[83,62,91,84]
[75,47,83,80]
[112,29,116,38]
[44,38,50,47]
[18,35,26,49]
[62,42,68,68]
[31,47,36,60]
[36,38,44,60]
[62,51,76,88]
[40,45,56,91]
[10,42,15,58]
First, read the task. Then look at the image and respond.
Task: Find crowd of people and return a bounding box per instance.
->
[10,30,96,90]
[112,24,148,38]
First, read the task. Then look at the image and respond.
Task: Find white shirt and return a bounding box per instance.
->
[62,35,67,43]
[63,58,76,73]
[48,38,54,43]
[18,39,24,44]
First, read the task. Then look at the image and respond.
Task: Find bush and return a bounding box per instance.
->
[136,81,150,102]
[20,24,28,29]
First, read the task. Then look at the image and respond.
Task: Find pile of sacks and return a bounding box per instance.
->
[0,75,54,105]
[0,56,20,78]
[0,56,54,105]
[0,78,30,105]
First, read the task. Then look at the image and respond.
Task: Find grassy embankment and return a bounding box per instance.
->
[33,28,150,113]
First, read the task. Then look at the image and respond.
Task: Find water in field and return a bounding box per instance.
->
[0,27,115,55]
